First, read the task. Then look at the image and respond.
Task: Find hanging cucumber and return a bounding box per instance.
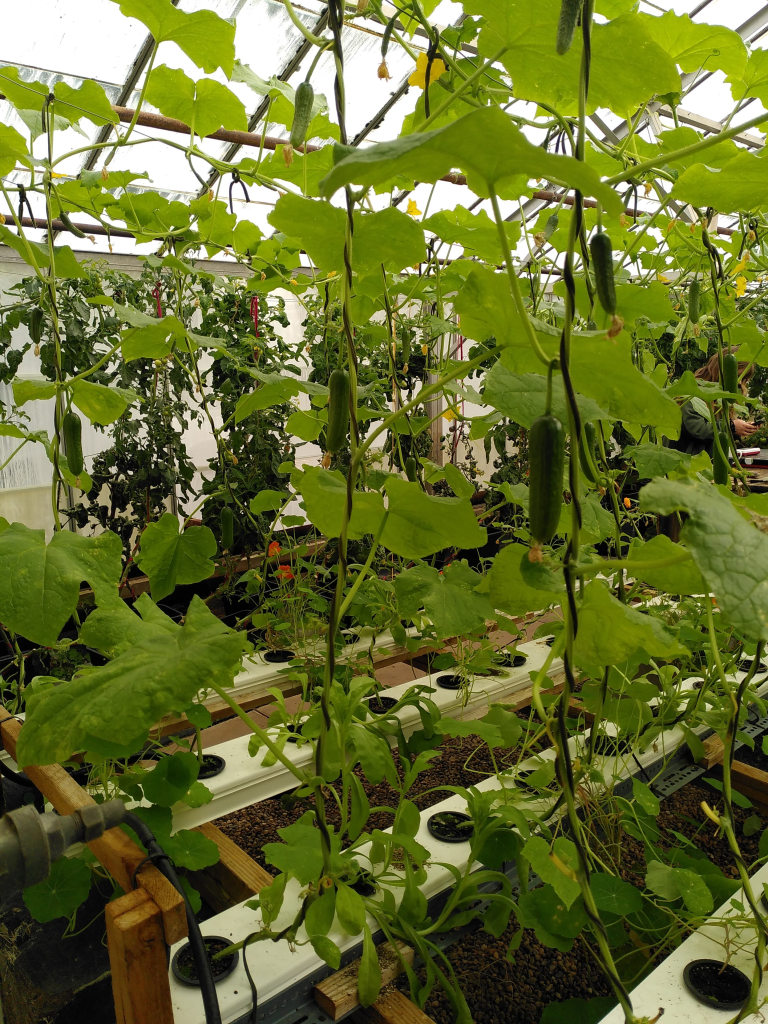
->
[220,506,234,552]
[688,280,701,325]
[405,456,418,482]
[722,352,739,395]
[713,431,730,486]
[556,0,583,55]
[326,369,350,453]
[288,81,314,155]
[528,413,565,551]
[579,421,599,484]
[63,411,83,478]
[58,210,86,239]
[590,232,616,317]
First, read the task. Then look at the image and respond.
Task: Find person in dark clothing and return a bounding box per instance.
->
[672,353,757,457]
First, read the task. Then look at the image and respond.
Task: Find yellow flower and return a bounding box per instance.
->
[443,408,456,421]
[289,277,298,285]
[421,343,428,355]
[733,254,749,275]
[407,199,422,218]
[736,275,747,297]
[408,51,447,90]
[657,273,669,283]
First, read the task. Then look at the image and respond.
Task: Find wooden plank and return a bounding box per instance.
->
[731,760,768,811]
[188,822,273,913]
[358,988,436,1024]
[699,734,725,769]
[106,889,175,1024]
[0,711,186,945]
[315,941,413,1020]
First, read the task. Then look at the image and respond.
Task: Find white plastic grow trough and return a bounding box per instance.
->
[170,659,758,1024]
[598,861,768,1023]
[171,637,561,831]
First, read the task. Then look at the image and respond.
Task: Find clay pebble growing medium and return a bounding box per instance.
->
[214,733,544,873]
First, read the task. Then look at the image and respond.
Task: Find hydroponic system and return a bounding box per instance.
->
[3,1,768,1024]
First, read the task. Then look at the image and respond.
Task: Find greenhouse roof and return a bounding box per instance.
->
[2,0,768,258]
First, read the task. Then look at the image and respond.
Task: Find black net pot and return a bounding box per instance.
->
[590,733,632,756]
[264,649,296,664]
[498,652,529,669]
[171,936,239,987]
[683,960,750,1011]
[285,723,304,744]
[365,695,398,715]
[739,657,768,674]
[427,810,474,843]
[435,674,464,690]
[198,754,226,780]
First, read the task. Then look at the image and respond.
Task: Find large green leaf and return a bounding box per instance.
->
[145,65,246,137]
[489,542,562,616]
[728,48,768,108]
[268,193,345,272]
[640,478,768,640]
[382,478,487,558]
[641,11,747,78]
[464,1,680,117]
[0,526,122,647]
[522,837,581,908]
[423,206,520,263]
[590,873,643,915]
[80,592,179,658]
[320,106,621,214]
[110,0,236,75]
[71,380,136,425]
[354,207,426,275]
[573,581,688,672]
[17,597,247,767]
[135,513,216,602]
[624,443,691,479]
[23,857,92,923]
[483,364,612,429]
[628,535,706,596]
[673,151,768,213]
[0,123,31,177]
[235,378,303,421]
[393,561,494,638]
[293,467,386,540]
[53,80,119,126]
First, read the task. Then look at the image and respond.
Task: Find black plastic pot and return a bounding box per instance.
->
[739,658,768,674]
[264,649,296,664]
[498,652,529,668]
[435,674,463,690]
[427,810,474,843]
[683,960,750,1011]
[350,873,377,897]
[285,723,304,744]
[171,935,239,987]
[198,754,226,780]
[366,696,398,715]
[590,734,632,756]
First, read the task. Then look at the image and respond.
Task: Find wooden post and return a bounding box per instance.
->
[359,989,437,1024]
[106,889,175,1024]
[314,941,413,1020]
[731,760,768,813]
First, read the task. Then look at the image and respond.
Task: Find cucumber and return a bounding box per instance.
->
[556,0,583,55]
[722,352,739,395]
[63,411,83,477]
[58,210,86,238]
[688,280,701,325]
[220,506,234,552]
[590,232,616,316]
[326,369,350,453]
[529,414,565,545]
[405,456,418,482]
[713,431,730,486]
[29,307,43,346]
[579,421,599,484]
[289,81,314,152]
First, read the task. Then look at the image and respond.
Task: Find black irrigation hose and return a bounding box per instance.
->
[123,811,222,1024]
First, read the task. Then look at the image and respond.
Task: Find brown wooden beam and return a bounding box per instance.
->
[187,822,272,913]
[359,989,437,1024]
[106,889,175,1024]
[315,941,414,1020]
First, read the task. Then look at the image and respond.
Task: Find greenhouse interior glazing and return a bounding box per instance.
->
[6,2,768,1024]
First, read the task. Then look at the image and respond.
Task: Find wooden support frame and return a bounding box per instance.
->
[358,989,437,1024]
[730,760,768,813]
[188,822,273,913]
[314,940,414,1020]
[0,709,185,1024]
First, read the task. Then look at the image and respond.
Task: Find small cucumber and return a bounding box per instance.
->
[688,280,701,325]
[722,352,739,395]
[579,421,599,484]
[220,506,234,552]
[289,81,314,152]
[590,232,616,316]
[326,369,350,453]
[405,456,418,482]
[529,413,565,546]
[713,431,730,486]
[63,411,83,477]
[58,210,86,238]
[29,307,44,345]
[556,0,583,55]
